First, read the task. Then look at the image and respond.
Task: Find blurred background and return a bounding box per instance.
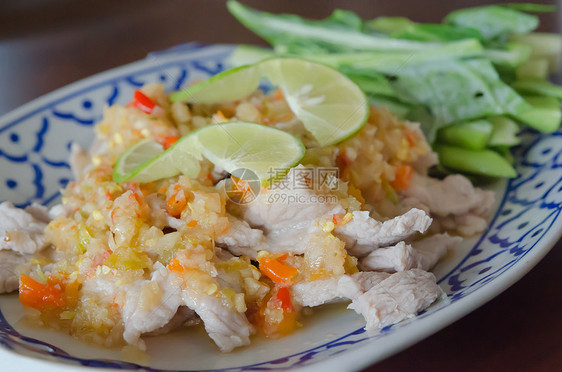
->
[0,1,560,371]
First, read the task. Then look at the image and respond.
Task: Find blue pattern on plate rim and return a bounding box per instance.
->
[0,43,561,371]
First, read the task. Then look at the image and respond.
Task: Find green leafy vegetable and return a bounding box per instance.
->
[484,43,531,68]
[435,144,517,178]
[510,33,562,72]
[488,116,521,146]
[513,96,562,133]
[437,120,493,150]
[516,58,550,80]
[512,79,562,100]
[227,0,439,54]
[444,5,539,41]
[366,17,485,42]
[367,95,411,119]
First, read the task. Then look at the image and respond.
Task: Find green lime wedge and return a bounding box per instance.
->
[169,64,261,104]
[191,121,305,185]
[113,122,304,185]
[259,58,369,146]
[113,138,200,183]
[170,58,368,146]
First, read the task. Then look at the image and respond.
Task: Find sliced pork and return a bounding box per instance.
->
[0,250,29,293]
[290,271,390,307]
[348,269,441,330]
[360,233,462,272]
[69,142,91,180]
[181,288,254,352]
[401,173,494,236]
[121,263,185,350]
[215,214,265,258]
[0,202,49,254]
[335,209,432,257]
[411,233,462,270]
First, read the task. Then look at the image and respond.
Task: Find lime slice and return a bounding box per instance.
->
[113,138,200,183]
[259,58,368,146]
[169,64,261,104]
[192,121,305,185]
[169,58,368,146]
[113,122,304,185]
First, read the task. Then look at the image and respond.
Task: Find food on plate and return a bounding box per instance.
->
[0,2,560,355]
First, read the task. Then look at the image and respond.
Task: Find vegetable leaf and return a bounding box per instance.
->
[227,0,439,54]
[444,5,539,41]
[366,17,485,43]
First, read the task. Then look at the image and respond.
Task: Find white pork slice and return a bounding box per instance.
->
[0,250,30,293]
[290,271,390,307]
[335,209,432,257]
[359,242,416,273]
[145,194,184,230]
[348,269,441,330]
[412,233,462,270]
[215,214,265,258]
[145,306,199,336]
[121,263,184,350]
[360,233,462,272]
[401,173,494,236]
[181,289,254,352]
[69,142,91,180]
[225,166,345,256]
[0,201,49,254]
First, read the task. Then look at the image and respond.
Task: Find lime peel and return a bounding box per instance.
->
[170,57,369,146]
[113,122,305,185]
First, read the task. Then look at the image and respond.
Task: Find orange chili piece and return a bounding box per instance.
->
[390,165,414,191]
[404,129,417,147]
[132,90,155,114]
[19,274,66,310]
[272,286,293,312]
[258,256,297,285]
[162,136,180,150]
[167,188,187,218]
[167,258,184,273]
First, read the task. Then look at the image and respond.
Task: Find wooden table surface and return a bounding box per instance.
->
[0,1,560,371]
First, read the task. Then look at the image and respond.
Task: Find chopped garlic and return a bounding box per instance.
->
[322,221,335,233]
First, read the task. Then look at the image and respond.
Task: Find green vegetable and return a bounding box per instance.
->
[516,58,550,80]
[488,116,520,146]
[510,33,562,72]
[492,145,515,165]
[366,17,485,43]
[407,105,438,143]
[343,69,397,99]
[484,43,531,68]
[444,5,539,41]
[435,144,517,178]
[437,120,492,150]
[325,39,483,74]
[367,95,411,119]
[380,58,516,126]
[512,79,562,100]
[513,95,562,133]
[227,0,439,54]
[326,9,364,31]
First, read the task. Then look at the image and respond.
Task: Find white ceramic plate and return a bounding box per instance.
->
[1,43,561,372]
